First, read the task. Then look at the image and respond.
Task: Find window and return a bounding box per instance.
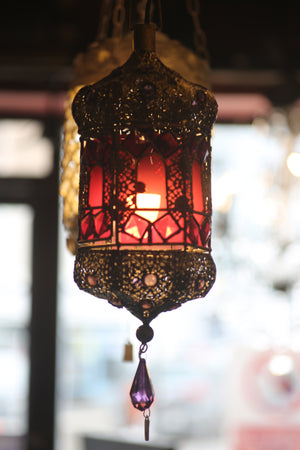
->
[0,116,59,450]
[0,120,53,178]
[0,205,32,441]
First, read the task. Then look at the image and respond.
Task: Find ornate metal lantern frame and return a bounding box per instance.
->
[73,24,217,323]
[71,8,217,439]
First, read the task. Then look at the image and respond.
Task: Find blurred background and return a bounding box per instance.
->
[1,1,300,450]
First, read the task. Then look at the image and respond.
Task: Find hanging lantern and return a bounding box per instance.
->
[60,0,211,255]
[72,14,217,439]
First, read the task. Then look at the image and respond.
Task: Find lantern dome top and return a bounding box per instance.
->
[72,46,217,138]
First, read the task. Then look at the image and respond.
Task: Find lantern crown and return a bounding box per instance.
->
[72,40,217,138]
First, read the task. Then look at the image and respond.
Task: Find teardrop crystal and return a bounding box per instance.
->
[130,358,154,411]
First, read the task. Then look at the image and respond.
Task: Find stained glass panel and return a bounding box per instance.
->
[192,160,204,212]
[89,166,103,207]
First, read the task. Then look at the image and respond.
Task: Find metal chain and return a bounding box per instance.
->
[112,0,126,38]
[96,0,126,41]
[137,0,148,22]
[97,0,207,50]
[145,0,162,28]
[97,0,161,38]
[129,0,161,29]
[186,0,210,61]
[96,0,113,41]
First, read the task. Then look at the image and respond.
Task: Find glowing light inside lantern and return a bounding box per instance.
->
[136,193,161,222]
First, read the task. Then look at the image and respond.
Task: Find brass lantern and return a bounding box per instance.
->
[72,21,217,437]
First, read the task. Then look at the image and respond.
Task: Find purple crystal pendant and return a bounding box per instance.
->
[130,357,154,411]
[130,325,155,440]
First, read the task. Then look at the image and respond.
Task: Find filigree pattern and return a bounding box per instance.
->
[72,43,217,323]
[74,248,216,322]
[72,51,217,138]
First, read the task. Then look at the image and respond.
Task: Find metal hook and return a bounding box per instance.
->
[139,343,148,358]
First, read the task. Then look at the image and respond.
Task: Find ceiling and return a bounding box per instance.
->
[1,0,300,101]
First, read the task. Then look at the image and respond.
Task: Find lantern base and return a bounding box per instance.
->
[74,247,216,323]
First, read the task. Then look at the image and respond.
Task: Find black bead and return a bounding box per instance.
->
[136,324,154,344]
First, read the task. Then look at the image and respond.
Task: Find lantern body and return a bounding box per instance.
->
[72,34,217,323]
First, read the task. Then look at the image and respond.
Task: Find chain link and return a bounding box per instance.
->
[128,0,147,29]
[137,0,148,22]
[96,0,113,41]
[186,0,209,61]
[96,0,209,54]
[97,0,162,39]
[139,343,148,358]
[186,0,200,16]
[96,0,127,40]
[112,0,126,38]
[129,0,161,29]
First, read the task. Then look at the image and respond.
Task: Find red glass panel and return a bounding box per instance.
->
[186,215,210,248]
[178,217,185,229]
[123,131,147,156]
[151,228,163,243]
[81,214,94,240]
[193,213,205,227]
[192,161,204,212]
[167,231,184,243]
[82,139,100,166]
[94,211,111,239]
[154,214,179,240]
[120,233,139,244]
[89,166,103,207]
[187,216,201,246]
[124,214,149,240]
[200,219,211,247]
[137,153,166,215]
[156,132,178,157]
[83,137,112,166]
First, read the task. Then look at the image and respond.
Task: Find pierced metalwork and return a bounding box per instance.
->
[74,249,216,322]
[72,24,217,324]
[72,50,217,138]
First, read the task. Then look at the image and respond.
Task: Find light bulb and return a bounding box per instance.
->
[136,193,161,222]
